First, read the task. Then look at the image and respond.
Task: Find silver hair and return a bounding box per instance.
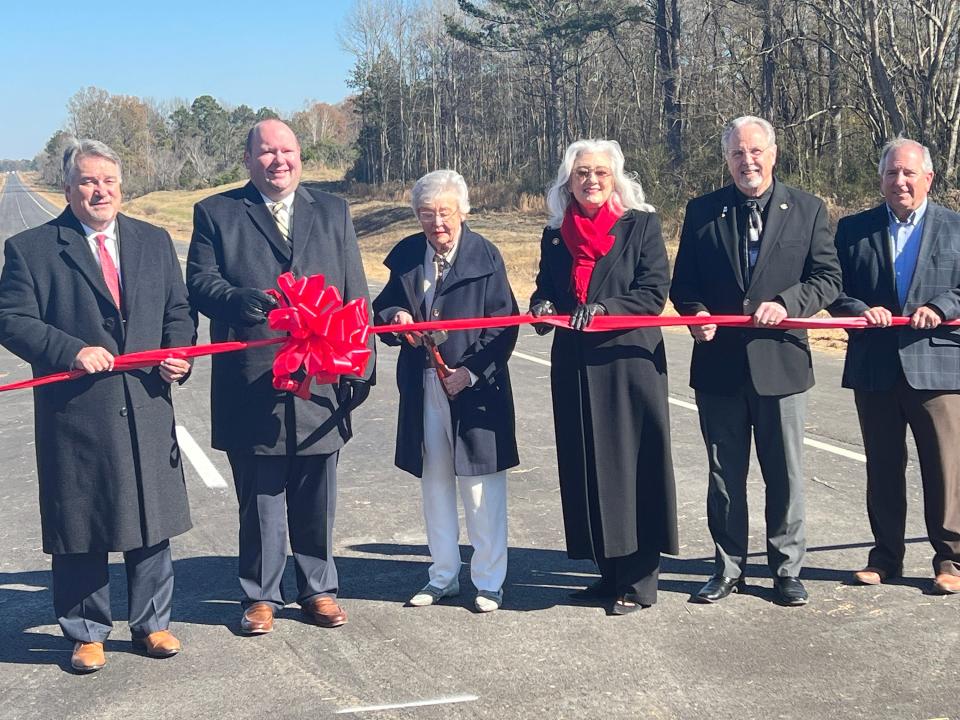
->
[878,137,934,175]
[721,116,777,155]
[410,169,471,215]
[62,138,123,185]
[545,139,654,228]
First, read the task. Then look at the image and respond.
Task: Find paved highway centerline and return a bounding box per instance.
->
[175,425,228,488]
[511,348,866,464]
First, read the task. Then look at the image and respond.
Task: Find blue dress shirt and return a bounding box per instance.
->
[888,199,927,308]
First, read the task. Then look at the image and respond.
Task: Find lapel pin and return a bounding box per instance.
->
[551,237,560,245]
[780,203,789,210]
[721,206,728,218]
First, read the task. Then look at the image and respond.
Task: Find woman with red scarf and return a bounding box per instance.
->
[530,139,679,615]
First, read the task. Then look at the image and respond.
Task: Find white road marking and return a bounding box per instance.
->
[12,187,28,229]
[18,179,57,218]
[336,695,479,714]
[511,348,866,464]
[0,583,45,592]
[175,425,228,488]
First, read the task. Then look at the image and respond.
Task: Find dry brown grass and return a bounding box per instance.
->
[19,167,850,353]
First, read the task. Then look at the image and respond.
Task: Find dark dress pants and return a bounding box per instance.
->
[227,452,339,610]
[596,548,661,605]
[52,540,174,643]
[696,386,807,579]
[854,378,960,577]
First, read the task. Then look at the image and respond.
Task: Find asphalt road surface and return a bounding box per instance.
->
[0,174,956,720]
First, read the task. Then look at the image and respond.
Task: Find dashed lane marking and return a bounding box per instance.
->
[511,348,866,464]
[175,425,228,488]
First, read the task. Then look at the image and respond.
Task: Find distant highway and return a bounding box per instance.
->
[0,172,61,242]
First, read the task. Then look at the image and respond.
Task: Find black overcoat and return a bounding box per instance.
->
[670,181,841,396]
[0,208,196,554]
[530,209,679,560]
[372,227,519,477]
[187,182,375,455]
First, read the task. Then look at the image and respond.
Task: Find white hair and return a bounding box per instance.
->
[545,139,654,228]
[878,137,934,175]
[410,169,470,215]
[721,116,777,155]
[62,138,123,184]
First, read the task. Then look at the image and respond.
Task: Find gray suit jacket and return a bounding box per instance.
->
[830,201,960,391]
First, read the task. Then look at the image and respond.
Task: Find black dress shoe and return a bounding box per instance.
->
[609,592,652,616]
[774,577,808,606]
[695,575,745,603]
[569,579,616,602]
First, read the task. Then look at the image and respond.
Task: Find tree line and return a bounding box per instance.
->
[343,0,960,210]
[33,88,358,197]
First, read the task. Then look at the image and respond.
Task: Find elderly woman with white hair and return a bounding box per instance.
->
[373,169,519,612]
[530,139,679,615]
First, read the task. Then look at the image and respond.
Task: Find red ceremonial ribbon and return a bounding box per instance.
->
[1,272,957,394]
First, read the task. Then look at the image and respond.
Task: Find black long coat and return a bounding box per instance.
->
[0,208,196,554]
[372,227,519,477]
[670,181,841,396]
[187,182,375,455]
[530,209,679,560]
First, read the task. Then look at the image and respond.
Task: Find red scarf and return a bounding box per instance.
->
[559,196,624,302]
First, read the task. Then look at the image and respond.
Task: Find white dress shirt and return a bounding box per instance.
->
[81,219,122,288]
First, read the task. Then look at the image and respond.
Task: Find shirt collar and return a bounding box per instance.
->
[260,191,294,211]
[887,198,928,226]
[81,219,117,240]
[735,179,775,210]
[424,233,461,267]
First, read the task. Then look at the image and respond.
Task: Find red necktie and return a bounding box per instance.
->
[95,234,122,309]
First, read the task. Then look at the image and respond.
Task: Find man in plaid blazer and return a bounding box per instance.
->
[830,138,960,595]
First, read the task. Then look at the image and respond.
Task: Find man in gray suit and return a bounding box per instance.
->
[187,119,374,634]
[830,138,960,595]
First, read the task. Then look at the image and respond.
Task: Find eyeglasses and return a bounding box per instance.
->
[728,147,771,161]
[417,207,457,223]
[574,168,612,183]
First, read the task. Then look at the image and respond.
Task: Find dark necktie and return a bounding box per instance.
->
[743,200,763,284]
[432,252,449,299]
[95,234,122,309]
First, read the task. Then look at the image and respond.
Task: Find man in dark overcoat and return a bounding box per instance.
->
[671,115,841,606]
[187,119,374,634]
[0,139,196,672]
[829,138,960,595]
[372,169,518,611]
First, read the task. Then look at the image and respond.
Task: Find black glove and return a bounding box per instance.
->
[569,303,606,331]
[230,288,277,325]
[530,300,557,336]
[339,379,371,412]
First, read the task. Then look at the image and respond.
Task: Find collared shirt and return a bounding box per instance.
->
[421,234,476,386]
[260,191,295,229]
[81,219,122,288]
[734,181,775,281]
[422,236,460,312]
[888,198,928,308]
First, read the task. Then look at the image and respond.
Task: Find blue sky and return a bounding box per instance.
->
[0,0,358,159]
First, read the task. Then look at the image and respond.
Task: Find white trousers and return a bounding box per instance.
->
[421,370,508,593]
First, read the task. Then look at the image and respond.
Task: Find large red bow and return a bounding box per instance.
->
[266,272,372,399]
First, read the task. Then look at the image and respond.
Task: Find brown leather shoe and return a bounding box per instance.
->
[71,641,106,673]
[240,602,275,634]
[133,630,181,658]
[301,596,347,628]
[852,567,888,585]
[933,573,960,594]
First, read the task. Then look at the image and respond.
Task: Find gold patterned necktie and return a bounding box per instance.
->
[271,202,290,246]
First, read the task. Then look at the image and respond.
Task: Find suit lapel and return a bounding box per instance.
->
[116,214,143,323]
[242,182,292,262]
[58,209,122,315]
[907,203,941,307]
[291,186,317,265]
[715,187,744,291]
[864,205,898,309]
[397,237,427,321]
[749,182,790,286]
